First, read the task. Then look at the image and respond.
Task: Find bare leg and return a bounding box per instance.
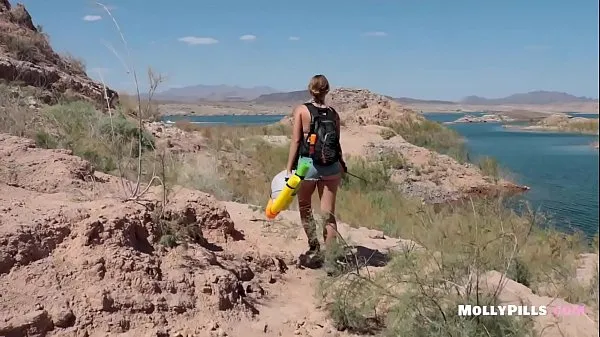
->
[317,173,342,248]
[297,179,318,251]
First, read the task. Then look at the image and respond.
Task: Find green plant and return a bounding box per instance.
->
[379,128,396,140]
[34,130,58,149]
[42,101,154,172]
[384,119,468,162]
[477,156,500,183]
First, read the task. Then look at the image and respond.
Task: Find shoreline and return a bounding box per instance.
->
[156,100,599,118]
[161,113,288,120]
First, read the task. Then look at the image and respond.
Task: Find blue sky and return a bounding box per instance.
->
[18,0,599,100]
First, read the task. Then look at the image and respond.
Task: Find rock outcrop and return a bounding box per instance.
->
[278,88,421,126]
[445,113,516,124]
[0,0,118,108]
[504,113,599,135]
[339,125,529,203]
[0,133,291,336]
[327,88,420,126]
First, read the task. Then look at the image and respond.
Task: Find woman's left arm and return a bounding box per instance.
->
[285,105,303,175]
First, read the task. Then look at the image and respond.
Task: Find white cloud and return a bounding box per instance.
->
[83,15,102,22]
[289,36,300,41]
[361,31,387,37]
[178,36,219,45]
[240,34,257,41]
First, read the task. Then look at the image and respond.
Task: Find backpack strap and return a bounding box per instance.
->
[304,102,335,134]
[303,103,318,134]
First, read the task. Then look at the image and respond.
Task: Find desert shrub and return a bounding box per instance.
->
[0,32,51,64]
[318,195,588,335]
[316,155,591,335]
[34,130,58,149]
[566,119,599,134]
[0,84,34,136]
[379,127,396,140]
[61,52,87,74]
[385,119,468,162]
[118,93,161,121]
[42,101,154,172]
[98,113,155,150]
[477,156,500,183]
[167,153,233,201]
[168,124,291,204]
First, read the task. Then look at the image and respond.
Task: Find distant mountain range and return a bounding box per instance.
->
[253,90,597,106]
[459,91,596,105]
[394,97,456,105]
[252,90,311,104]
[149,85,597,106]
[150,84,280,102]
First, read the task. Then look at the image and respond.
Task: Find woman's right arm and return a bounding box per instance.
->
[285,105,303,174]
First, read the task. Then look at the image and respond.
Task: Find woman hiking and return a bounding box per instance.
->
[285,74,347,268]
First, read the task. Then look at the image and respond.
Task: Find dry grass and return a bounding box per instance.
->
[477,156,500,183]
[383,119,468,162]
[0,84,34,137]
[564,119,599,134]
[166,152,233,201]
[169,122,291,203]
[0,28,53,64]
[118,92,161,121]
[318,184,593,335]
[61,52,87,74]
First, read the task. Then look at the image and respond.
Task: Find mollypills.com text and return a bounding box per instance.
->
[458,304,586,317]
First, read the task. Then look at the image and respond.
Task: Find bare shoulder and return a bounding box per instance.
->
[293,103,309,117]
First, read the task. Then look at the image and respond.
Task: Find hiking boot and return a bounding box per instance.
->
[298,246,324,269]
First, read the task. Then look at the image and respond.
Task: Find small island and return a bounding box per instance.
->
[503,113,599,135]
[444,113,516,124]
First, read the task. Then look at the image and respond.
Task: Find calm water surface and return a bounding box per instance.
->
[425,112,598,237]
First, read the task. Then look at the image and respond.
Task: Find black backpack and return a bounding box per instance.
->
[299,103,341,166]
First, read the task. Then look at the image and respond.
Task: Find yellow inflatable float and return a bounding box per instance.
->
[265,159,311,219]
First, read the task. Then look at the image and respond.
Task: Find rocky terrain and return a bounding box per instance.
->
[0,2,598,336]
[504,113,599,135]
[0,0,118,108]
[0,133,356,336]
[0,132,597,337]
[445,113,516,124]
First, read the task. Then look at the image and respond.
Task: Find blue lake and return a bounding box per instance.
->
[425,112,598,237]
[164,113,599,237]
